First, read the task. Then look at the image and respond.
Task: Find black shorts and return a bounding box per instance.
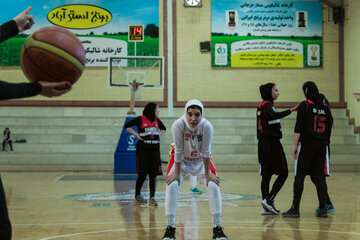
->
[136,147,163,176]
[258,138,288,175]
[295,140,326,177]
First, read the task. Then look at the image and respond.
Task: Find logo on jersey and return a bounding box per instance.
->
[185,132,195,142]
[197,135,202,141]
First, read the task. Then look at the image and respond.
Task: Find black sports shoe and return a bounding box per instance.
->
[212,226,228,240]
[261,197,280,215]
[162,226,176,240]
[282,208,300,218]
[316,208,328,218]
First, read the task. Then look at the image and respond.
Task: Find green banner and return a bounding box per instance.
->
[211,1,323,68]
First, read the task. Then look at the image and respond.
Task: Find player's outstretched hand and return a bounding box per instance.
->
[39,81,72,98]
[206,173,220,186]
[13,6,34,32]
[290,103,300,112]
[166,172,180,185]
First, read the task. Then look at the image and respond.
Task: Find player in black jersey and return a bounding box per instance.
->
[283,81,333,218]
[314,93,335,214]
[257,83,298,215]
[124,102,166,206]
[1,7,72,239]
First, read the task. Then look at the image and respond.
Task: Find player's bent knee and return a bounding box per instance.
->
[207,181,220,194]
[167,180,179,192]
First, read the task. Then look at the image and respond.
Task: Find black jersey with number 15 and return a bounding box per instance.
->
[294,100,333,142]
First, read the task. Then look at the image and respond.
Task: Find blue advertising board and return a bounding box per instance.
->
[114,117,138,173]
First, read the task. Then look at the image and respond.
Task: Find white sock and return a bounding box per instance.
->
[166,214,176,228]
[207,181,222,227]
[165,181,179,227]
[190,175,197,189]
[212,213,222,228]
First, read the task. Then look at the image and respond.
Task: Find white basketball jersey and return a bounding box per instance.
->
[172,118,213,163]
[182,119,206,161]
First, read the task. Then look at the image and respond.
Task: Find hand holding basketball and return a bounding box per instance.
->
[38,81,72,98]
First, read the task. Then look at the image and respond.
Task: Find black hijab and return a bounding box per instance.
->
[319,93,330,107]
[302,81,323,109]
[259,83,276,103]
[143,102,157,122]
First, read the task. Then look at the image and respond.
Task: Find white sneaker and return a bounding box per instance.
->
[261,207,278,215]
[261,198,280,215]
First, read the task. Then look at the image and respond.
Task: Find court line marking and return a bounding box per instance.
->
[13,219,360,227]
[39,225,360,239]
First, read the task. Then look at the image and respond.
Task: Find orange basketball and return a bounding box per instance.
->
[20,26,86,85]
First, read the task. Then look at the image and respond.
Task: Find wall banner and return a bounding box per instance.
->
[0,1,159,67]
[211,1,323,68]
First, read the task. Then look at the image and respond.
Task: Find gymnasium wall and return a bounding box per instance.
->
[344,0,360,128]
[0,0,342,107]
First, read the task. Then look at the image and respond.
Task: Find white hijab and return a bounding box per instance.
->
[180,99,206,132]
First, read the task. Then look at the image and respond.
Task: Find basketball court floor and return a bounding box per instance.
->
[3,171,360,239]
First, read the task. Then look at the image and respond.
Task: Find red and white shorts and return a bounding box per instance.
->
[166,144,217,185]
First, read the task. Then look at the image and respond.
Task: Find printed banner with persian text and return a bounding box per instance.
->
[211,1,322,68]
[0,1,159,67]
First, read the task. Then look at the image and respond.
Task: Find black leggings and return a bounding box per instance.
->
[135,173,157,198]
[0,175,11,240]
[311,176,331,205]
[292,173,327,209]
[261,171,288,200]
[2,141,12,151]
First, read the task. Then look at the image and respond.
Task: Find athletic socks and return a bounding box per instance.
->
[212,213,222,227]
[166,214,176,228]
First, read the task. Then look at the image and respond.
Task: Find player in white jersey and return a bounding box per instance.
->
[162,99,227,240]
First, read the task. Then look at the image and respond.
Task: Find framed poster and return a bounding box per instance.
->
[211,1,323,68]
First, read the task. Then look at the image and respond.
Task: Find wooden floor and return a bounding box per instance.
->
[2,171,360,240]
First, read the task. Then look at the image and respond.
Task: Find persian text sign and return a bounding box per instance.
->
[211,1,323,68]
[48,4,112,29]
[231,40,303,67]
[80,37,127,66]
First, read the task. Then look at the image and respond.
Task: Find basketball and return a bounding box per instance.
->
[20,26,86,85]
